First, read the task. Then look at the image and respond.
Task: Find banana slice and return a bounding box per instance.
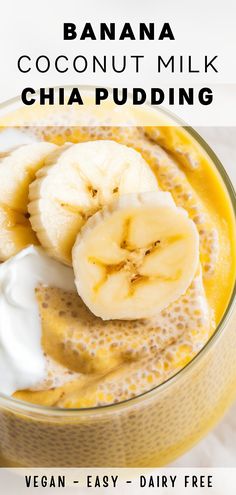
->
[28,140,158,265]
[0,142,57,261]
[72,192,199,320]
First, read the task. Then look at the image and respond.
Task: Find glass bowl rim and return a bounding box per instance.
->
[0,85,235,417]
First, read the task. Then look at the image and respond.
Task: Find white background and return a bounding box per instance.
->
[0,0,236,125]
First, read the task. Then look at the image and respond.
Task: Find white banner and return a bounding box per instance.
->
[0,0,236,125]
[1,468,236,495]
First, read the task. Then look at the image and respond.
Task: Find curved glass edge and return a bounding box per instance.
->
[0,90,235,417]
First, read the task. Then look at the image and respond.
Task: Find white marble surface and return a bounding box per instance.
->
[172,127,236,467]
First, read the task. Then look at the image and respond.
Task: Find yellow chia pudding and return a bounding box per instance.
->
[0,106,235,467]
[4,124,233,407]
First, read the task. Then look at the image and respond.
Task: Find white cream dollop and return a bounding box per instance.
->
[0,128,39,152]
[0,246,75,396]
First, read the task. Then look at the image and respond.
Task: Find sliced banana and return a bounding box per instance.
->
[0,142,57,261]
[0,205,38,261]
[72,192,199,320]
[28,140,158,265]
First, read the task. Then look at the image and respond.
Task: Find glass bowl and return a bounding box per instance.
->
[0,88,235,467]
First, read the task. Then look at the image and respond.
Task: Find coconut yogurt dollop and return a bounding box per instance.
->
[0,246,75,395]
